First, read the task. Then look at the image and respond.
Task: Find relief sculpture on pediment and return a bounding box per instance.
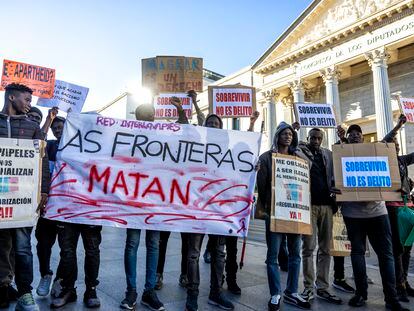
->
[286,0,400,52]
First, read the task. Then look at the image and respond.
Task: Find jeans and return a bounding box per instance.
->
[302,205,333,291]
[35,217,60,277]
[124,229,160,292]
[333,256,345,280]
[187,234,226,297]
[57,223,102,289]
[386,205,405,288]
[265,217,301,296]
[225,236,238,282]
[0,227,34,295]
[157,231,188,276]
[344,215,398,303]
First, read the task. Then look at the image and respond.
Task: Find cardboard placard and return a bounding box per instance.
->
[153,93,192,119]
[0,59,56,98]
[208,85,256,118]
[398,97,414,123]
[294,102,337,128]
[37,79,89,113]
[333,143,401,202]
[142,56,203,94]
[270,153,312,235]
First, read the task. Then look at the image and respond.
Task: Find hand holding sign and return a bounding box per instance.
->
[170,96,183,111]
[337,125,346,141]
[48,107,59,121]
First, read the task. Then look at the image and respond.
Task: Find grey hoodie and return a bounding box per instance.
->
[257,122,308,215]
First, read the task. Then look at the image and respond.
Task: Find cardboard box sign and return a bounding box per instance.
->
[142,56,203,94]
[208,85,256,118]
[333,143,401,202]
[270,153,312,235]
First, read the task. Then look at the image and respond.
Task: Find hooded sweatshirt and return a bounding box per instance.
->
[257,122,308,216]
[204,113,223,129]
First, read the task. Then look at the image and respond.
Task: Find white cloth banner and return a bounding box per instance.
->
[342,156,391,188]
[45,113,261,237]
[37,79,89,113]
[0,138,40,228]
[153,93,192,119]
[294,102,337,128]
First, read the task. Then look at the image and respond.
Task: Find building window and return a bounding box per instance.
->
[232,118,240,131]
[363,132,378,143]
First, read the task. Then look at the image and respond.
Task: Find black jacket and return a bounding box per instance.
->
[0,113,50,194]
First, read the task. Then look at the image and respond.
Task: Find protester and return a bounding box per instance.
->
[185,113,234,311]
[335,124,408,311]
[27,106,59,137]
[120,103,165,311]
[257,122,311,311]
[35,116,66,298]
[0,83,50,311]
[293,126,342,304]
[382,114,414,302]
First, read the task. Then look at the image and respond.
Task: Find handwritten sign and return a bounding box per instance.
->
[330,209,352,256]
[0,138,41,228]
[142,56,203,94]
[0,59,56,98]
[270,153,311,235]
[399,97,414,123]
[37,80,89,113]
[209,85,256,118]
[294,102,337,128]
[153,93,192,119]
[333,143,401,202]
[45,113,261,237]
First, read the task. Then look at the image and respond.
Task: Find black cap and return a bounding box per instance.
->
[346,124,362,135]
[51,116,66,127]
[28,106,43,119]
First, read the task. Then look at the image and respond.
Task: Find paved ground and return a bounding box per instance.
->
[4,219,414,310]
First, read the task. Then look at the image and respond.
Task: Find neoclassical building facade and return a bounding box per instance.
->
[196,0,414,156]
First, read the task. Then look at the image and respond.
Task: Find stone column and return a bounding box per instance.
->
[288,79,306,141]
[365,48,393,140]
[262,89,278,149]
[320,66,341,149]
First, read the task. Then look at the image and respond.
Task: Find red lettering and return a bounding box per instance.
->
[128,172,149,198]
[142,177,165,201]
[169,179,191,205]
[290,211,297,219]
[88,165,111,193]
[0,207,14,219]
[111,171,129,195]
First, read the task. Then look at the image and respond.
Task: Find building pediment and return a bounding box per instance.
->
[254,0,407,73]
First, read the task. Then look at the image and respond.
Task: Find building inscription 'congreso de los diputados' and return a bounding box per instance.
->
[196,0,414,155]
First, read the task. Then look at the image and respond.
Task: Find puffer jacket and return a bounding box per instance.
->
[257,122,309,216]
[0,113,50,193]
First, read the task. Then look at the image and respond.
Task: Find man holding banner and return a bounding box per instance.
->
[257,122,311,311]
[334,125,408,311]
[0,83,50,311]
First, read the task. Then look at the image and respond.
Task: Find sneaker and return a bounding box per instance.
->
[120,291,137,310]
[208,293,234,310]
[406,282,414,297]
[50,288,77,308]
[227,280,241,295]
[203,250,211,264]
[36,274,53,297]
[397,286,409,303]
[333,279,355,293]
[186,294,198,311]
[385,302,410,311]
[15,293,39,311]
[316,289,342,304]
[155,273,163,290]
[300,288,314,301]
[50,278,63,298]
[283,292,311,309]
[268,295,281,311]
[83,287,100,308]
[348,295,366,307]
[8,285,18,301]
[141,289,165,311]
[0,286,9,309]
[179,274,188,288]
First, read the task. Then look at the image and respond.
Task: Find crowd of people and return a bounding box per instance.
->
[0,82,413,311]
